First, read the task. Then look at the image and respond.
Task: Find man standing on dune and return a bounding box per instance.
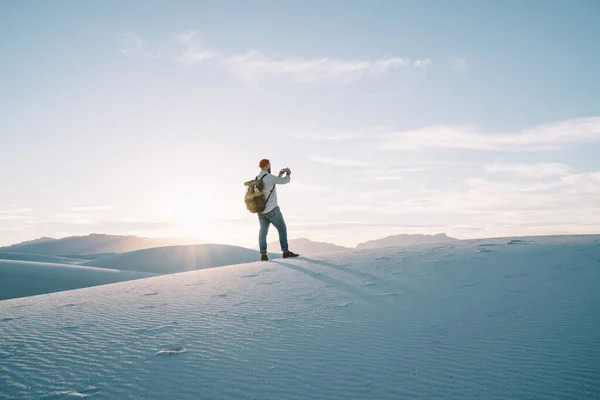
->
[257,159,299,261]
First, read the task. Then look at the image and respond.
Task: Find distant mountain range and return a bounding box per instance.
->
[355,233,457,250]
[0,234,203,256]
[267,234,457,255]
[2,233,457,257]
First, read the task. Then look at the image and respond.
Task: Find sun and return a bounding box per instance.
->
[159,189,223,241]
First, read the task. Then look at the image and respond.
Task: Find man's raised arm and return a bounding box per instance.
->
[264,172,290,185]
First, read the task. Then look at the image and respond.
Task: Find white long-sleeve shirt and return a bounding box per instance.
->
[257,171,291,214]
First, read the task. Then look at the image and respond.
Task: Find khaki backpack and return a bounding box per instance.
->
[244,174,275,213]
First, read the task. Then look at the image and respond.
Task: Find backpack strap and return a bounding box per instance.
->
[264,185,275,203]
[258,173,276,206]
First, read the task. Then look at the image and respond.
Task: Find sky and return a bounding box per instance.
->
[1,0,600,249]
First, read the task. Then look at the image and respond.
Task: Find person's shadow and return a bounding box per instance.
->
[271,257,374,301]
[300,257,382,282]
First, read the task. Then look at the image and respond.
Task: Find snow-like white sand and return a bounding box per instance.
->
[82,244,264,274]
[1,236,599,399]
[0,260,156,301]
[60,253,118,261]
[0,252,86,265]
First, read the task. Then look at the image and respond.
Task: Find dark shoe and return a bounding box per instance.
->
[283,250,299,258]
[261,253,268,261]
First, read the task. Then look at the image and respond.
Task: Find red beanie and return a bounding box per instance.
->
[259,159,270,168]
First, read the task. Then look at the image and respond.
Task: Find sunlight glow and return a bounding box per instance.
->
[159,188,226,242]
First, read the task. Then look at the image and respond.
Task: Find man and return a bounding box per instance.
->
[257,158,299,261]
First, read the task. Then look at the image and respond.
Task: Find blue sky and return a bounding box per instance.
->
[1,0,600,248]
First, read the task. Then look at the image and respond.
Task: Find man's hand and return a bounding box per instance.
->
[278,168,291,177]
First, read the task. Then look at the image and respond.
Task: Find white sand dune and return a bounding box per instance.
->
[59,252,119,261]
[0,260,156,300]
[1,235,599,399]
[0,252,86,265]
[0,233,204,256]
[82,244,264,274]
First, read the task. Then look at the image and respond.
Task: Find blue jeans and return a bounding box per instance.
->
[258,206,288,253]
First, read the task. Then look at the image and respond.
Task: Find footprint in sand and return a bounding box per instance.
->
[61,326,80,332]
[10,304,30,309]
[185,280,205,286]
[458,281,483,288]
[42,385,101,399]
[567,266,584,272]
[507,239,533,245]
[155,347,186,356]
[74,386,101,396]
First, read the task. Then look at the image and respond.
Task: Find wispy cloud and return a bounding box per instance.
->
[379,168,600,217]
[347,166,439,184]
[414,59,432,68]
[71,206,116,212]
[357,189,405,201]
[291,220,443,229]
[0,215,34,221]
[0,207,32,214]
[379,117,600,151]
[0,208,34,239]
[373,175,404,181]
[223,51,430,84]
[175,31,216,65]
[286,182,333,193]
[0,207,34,221]
[66,219,98,225]
[118,33,161,58]
[117,218,175,226]
[305,154,373,167]
[118,31,428,86]
[560,171,600,195]
[485,162,572,178]
[292,132,364,141]
[328,204,380,213]
[365,166,438,176]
